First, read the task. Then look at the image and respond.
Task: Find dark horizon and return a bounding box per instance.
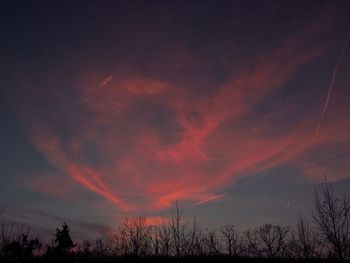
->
[0,179,350,261]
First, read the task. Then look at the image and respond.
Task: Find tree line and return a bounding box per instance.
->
[0,179,349,262]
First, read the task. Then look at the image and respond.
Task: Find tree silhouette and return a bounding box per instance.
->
[3,234,41,261]
[257,224,289,258]
[54,223,75,254]
[293,216,318,259]
[1,182,350,261]
[313,177,350,260]
[220,224,244,256]
[45,223,75,261]
[0,225,41,261]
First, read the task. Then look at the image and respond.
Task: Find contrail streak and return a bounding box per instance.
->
[191,192,228,208]
[315,29,350,137]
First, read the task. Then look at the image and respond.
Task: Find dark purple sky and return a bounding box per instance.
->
[1,0,350,240]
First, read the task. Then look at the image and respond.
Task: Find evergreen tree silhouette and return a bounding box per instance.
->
[54,222,74,254]
[45,223,75,262]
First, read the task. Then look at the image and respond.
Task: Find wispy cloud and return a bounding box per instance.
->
[11,11,350,213]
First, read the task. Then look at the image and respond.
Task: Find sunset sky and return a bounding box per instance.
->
[1,1,350,240]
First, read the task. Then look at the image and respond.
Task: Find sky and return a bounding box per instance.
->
[1,0,350,240]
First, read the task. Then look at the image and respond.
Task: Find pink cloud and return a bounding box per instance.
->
[15,16,350,212]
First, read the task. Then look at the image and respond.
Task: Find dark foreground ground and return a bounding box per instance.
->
[1,256,349,263]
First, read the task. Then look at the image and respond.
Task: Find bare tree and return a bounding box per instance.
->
[157,220,172,256]
[116,216,151,256]
[0,224,41,260]
[293,216,318,259]
[77,239,92,260]
[203,228,220,256]
[244,228,261,257]
[257,224,289,258]
[147,225,160,256]
[188,217,204,256]
[170,202,186,257]
[313,177,350,260]
[220,224,244,256]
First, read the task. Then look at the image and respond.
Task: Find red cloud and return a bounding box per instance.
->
[16,17,350,212]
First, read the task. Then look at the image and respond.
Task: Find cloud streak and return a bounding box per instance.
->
[10,15,350,213]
